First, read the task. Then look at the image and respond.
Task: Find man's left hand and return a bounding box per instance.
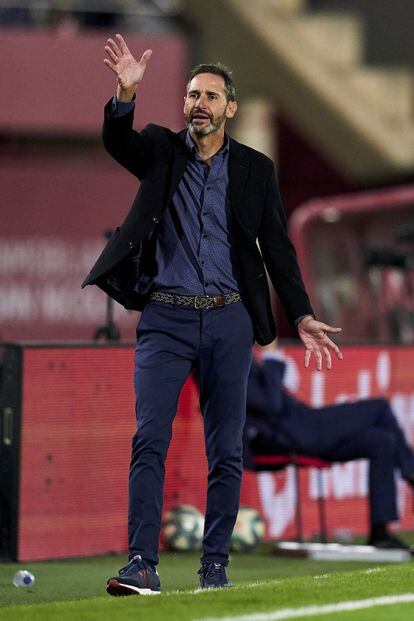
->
[297,316,343,371]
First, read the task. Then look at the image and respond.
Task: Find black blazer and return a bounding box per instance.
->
[82,99,314,345]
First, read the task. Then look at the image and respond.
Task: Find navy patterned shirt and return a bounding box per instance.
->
[153,131,241,295]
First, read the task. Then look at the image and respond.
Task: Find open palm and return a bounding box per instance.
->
[104,34,152,95]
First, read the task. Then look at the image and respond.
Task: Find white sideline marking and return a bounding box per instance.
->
[195,593,414,621]
[167,581,275,597]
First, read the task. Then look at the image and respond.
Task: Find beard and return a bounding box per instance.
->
[185,108,227,136]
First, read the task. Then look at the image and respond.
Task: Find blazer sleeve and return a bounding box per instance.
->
[257,162,314,325]
[102,97,156,180]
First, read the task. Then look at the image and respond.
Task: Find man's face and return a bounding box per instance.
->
[184,73,237,137]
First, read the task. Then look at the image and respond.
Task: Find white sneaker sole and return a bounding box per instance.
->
[107,578,161,596]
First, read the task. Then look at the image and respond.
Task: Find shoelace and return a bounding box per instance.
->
[119,554,147,575]
[198,562,226,585]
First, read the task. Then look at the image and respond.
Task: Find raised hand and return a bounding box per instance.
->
[297,316,343,371]
[104,34,152,101]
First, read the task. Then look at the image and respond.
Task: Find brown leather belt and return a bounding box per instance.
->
[150,291,242,310]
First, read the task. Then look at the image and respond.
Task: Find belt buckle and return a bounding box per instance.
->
[195,295,208,309]
[213,295,225,308]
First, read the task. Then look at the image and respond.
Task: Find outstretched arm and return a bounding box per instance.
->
[104,33,152,102]
[102,34,155,178]
[258,164,342,371]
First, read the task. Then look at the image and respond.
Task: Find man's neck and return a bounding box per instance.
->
[189,128,226,166]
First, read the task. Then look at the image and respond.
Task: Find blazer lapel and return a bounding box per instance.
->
[229,138,250,222]
[166,130,190,205]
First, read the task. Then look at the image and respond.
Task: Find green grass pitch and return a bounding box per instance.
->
[1,546,414,621]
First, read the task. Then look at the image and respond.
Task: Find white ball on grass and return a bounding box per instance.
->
[12,570,35,588]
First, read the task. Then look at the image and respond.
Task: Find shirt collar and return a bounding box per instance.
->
[185,130,229,159]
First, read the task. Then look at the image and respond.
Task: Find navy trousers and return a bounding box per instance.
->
[262,399,414,525]
[318,399,414,525]
[129,300,254,565]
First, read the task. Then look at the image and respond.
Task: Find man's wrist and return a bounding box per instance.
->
[296,314,314,328]
[116,86,137,102]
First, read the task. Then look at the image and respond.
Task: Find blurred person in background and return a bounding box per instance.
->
[82,34,342,594]
[245,343,414,550]
[0,8,31,25]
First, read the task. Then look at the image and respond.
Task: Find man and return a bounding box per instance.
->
[245,347,414,549]
[82,34,342,594]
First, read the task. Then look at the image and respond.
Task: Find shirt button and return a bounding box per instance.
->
[128,241,134,247]
[153,217,159,223]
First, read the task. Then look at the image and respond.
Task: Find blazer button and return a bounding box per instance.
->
[153,217,159,223]
[128,241,134,248]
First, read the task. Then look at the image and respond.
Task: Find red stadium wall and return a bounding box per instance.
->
[0,156,140,342]
[0,29,187,135]
[4,343,414,561]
